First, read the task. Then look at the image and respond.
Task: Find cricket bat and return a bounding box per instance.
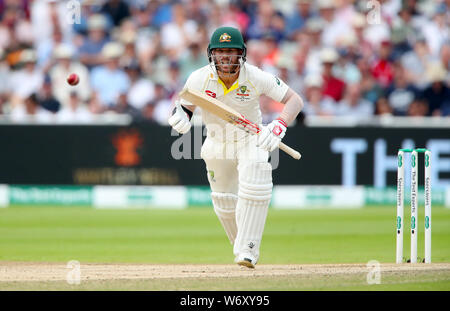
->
[179,88,301,160]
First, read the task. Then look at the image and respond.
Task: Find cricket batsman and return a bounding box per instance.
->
[168,27,304,268]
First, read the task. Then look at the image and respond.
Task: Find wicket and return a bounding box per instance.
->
[396,148,431,264]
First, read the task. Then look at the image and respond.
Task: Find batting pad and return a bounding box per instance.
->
[211,192,238,245]
[234,162,273,263]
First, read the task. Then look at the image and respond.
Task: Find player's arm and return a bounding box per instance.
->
[257,88,303,152]
[278,88,304,125]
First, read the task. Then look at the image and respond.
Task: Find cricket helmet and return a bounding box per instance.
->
[207,26,247,63]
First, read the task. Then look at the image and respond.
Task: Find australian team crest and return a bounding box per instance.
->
[219,33,231,42]
[236,85,251,101]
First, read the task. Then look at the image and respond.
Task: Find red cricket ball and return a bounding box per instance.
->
[67,73,80,86]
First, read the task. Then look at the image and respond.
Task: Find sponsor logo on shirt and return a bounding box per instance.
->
[205,90,216,98]
[235,85,251,100]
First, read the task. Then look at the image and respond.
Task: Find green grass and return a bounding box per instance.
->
[0,206,449,264]
[0,205,449,290]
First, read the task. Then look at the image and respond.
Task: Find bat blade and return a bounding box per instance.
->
[179,88,301,160]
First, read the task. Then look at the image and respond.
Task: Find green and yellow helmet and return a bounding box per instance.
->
[207,26,247,63]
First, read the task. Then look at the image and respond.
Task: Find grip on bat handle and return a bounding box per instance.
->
[279,142,302,160]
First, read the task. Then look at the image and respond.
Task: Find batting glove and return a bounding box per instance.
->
[168,100,192,134]
[257,118,287,152]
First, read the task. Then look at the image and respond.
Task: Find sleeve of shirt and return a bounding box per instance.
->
[252,66,289,102]
[179,68,206,108]
[183,68,205,92]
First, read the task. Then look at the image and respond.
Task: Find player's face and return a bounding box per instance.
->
[212,48,242,75]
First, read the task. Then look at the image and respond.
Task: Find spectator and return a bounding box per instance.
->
[8,49,43,109]
[390,6,416,57]
[359,57,384,104]
[221,1,251,33]
[371,40,395,88]
[280,50,306,95]
[407,98,429,117]
[72,0,103,36]
[10,93,52,123]
[36,28,67,72]
[132,2,156,29]
[302,74,336,116]
[320,47,346,101]
[285,0,314,40]
[152,83,173,125]
[78,14,110,68]
[422,4,449,57]
[6,2,33,46]
[275,55,297,93]
[246,0,275,40]
[30,0,72,53]
[117,27,139,67]
[361,2,391,49]
[0,48,9,109]
[335,0,357,23]
[49,44,91,105]
[0,6,14,50]
[401,35,436,90]
[142,101,158,123]
[101,0,131,27]
[124,61,155,111]
[179,42,209,82]
[57,92,93,124]
[86,92,104,115]
[151,0,173,29]
[384,63,418,116]
[333,34,361,84]
[318,0,352,47]
[160,3,198,59]
[440,42,450,73]
[166,61,184,98]
[303,17,325,76]
[38,75,60,113]
[0,0,447,123]
[350,13,372,60]
[113,93,142,121]
[268,11,287,43]
[420,62,450,116]
[336,83,374,118]
[374,96,393,116]
[260,33,280,71]
[184,0,210,26]
[90,42,130,108]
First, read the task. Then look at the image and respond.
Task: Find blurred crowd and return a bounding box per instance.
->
[0,0,449,125]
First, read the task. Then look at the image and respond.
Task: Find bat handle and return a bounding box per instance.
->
[279,142,302,160]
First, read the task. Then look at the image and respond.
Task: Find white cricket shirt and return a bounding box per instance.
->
[182,63,289,142]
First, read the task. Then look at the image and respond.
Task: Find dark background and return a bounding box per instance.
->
[1,123,449,186]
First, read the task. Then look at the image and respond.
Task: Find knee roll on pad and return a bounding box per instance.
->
[238,162,273,201]
[211,192,238,217]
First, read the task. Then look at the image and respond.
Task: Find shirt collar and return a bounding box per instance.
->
[208,62,247,84]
